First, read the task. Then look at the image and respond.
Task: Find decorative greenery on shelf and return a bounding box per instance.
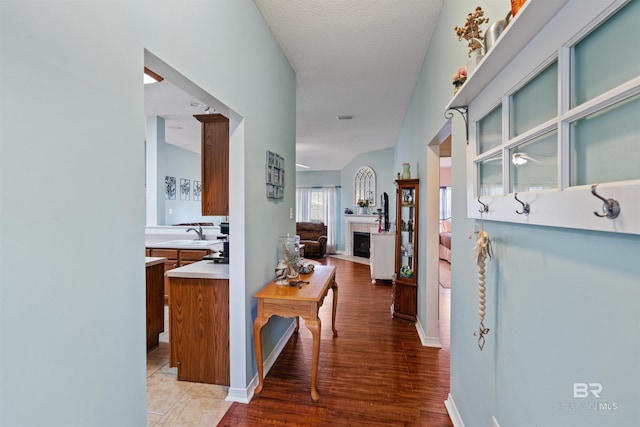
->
[454,6,490,57]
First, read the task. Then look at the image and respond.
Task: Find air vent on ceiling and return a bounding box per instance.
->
[336,115,354,120]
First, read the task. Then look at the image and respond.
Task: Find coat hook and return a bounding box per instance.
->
[514,193,530,215]
[478,197,489,213]
[591,184,620,219]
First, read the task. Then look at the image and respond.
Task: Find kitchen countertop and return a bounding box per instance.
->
[145,257,167,267]
[165,260,230,280]
[145,240,225,251]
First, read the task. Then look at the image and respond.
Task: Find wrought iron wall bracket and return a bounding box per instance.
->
[445,106,469,144]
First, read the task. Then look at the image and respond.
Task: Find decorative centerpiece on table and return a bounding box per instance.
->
[276,234,300,284]
[452,66,467,94]
[454,6,489,73]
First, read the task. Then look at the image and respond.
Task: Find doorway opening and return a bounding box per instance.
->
[143,49,245,402]
[425,120,452,349]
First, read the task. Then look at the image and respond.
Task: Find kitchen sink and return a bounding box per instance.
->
[159,240,220,246]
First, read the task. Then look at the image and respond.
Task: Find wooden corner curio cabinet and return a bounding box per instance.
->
[393,179,419,321]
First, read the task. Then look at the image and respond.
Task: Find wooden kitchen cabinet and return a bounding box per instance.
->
[169,277,230,385]
[145,260,165,351]
[194,114,229,216]
[179,249,210,266]
[148,248,179,272]
[146,248,210,302]
[393,179,419,321]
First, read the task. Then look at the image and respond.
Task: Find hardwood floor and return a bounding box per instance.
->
[219,256,452,426]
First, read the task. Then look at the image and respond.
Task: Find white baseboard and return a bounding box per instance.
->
[225,386,252,404]
[225,319,297,403]
[445,393,465,427]
[415,316,442,348]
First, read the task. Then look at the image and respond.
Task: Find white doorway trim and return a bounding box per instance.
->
[423,120,452,348]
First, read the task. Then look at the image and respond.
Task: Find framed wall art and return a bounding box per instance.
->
[193,180,201,201]
[266,150,285,199]
[165,176,176,200]
[180,178,190,200]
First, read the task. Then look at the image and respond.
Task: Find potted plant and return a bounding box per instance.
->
[356,198,369,215]
[455,6,490,75]
[454,6,490,57]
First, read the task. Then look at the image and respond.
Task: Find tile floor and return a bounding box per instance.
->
[146,307,231,426]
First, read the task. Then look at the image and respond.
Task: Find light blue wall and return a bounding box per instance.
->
[398,0,640,426]
[157,143,227,226]
[1,0,294,424]
[161,144,201,225]
[296,170,341,187]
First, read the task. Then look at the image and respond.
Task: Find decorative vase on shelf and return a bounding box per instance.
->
[402,163,411,179]
[466,48,484,75]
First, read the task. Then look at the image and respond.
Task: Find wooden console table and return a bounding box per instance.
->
[253,265,338,402]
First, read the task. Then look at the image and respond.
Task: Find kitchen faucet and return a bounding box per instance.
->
[186,225,205,240]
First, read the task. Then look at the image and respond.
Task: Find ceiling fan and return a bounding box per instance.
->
[480,151,552,166]
[511,152,541,166]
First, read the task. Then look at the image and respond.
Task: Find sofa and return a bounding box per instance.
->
[296,222,328,258]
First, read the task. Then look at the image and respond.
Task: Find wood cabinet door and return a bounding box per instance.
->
[145,262,165,351]
[194,114,229,216]
[179,249,209,263]
[170,277,230,385]
[393,282,417,321]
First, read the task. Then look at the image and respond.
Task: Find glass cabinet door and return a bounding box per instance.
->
[399,187,416,279]
[393,178,419,321]
[395,179,419,285]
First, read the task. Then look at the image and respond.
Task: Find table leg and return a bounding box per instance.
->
[331,281,339,337]
[253,316,269,394]
[305,318,322,402]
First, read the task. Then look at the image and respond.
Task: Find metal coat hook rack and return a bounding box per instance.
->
[591,184,621,219]
[444,106,469,144]
[478,197,489,213]
[514,193,530,215]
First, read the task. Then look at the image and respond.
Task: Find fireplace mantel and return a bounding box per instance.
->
[344,215,378,256]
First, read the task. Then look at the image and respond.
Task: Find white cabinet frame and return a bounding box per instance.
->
[450,0,640,235]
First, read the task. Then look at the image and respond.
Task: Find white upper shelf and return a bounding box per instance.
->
[446,0,570,109]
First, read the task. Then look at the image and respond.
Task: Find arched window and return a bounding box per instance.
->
[354,166,376,207]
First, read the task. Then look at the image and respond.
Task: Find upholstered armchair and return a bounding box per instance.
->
[296,222,328,258]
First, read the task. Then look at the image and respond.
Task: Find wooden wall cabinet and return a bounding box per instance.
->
[393,179,419,321]
[194,114,229,216]
[169,277,230,385]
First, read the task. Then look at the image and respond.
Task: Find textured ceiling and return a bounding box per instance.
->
[145,1,444,172]
[255,0,444,171]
